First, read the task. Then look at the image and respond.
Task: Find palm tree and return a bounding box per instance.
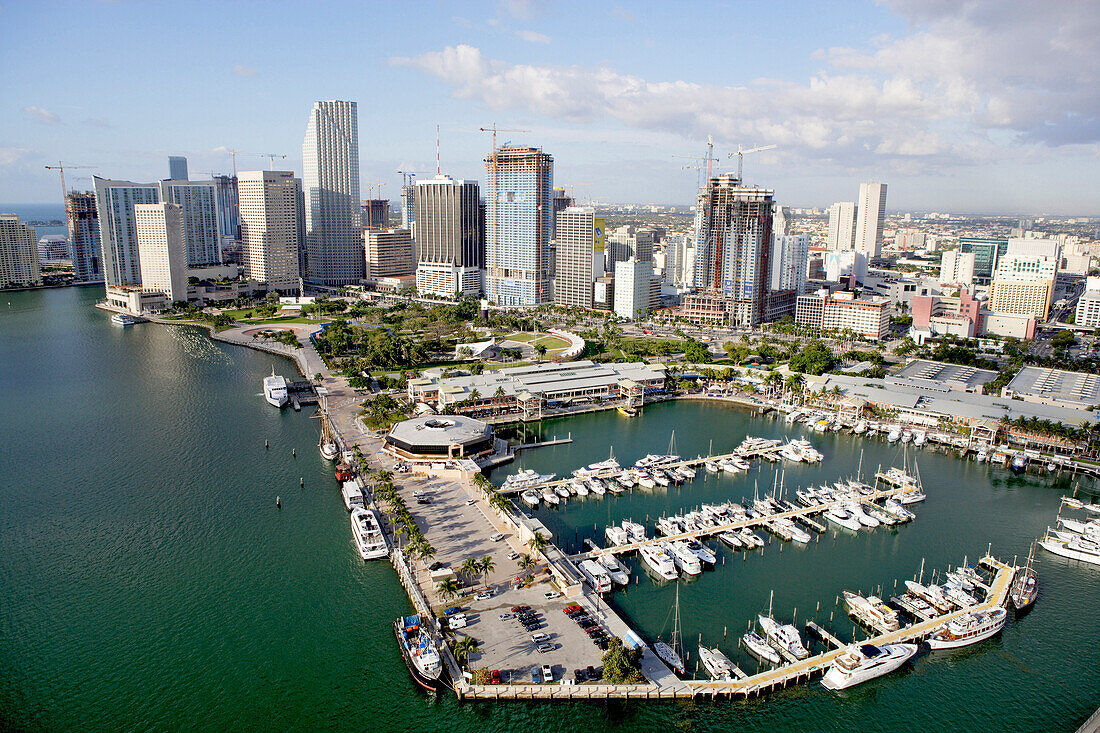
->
[436,578,460,601]
[517,553,535,573]
[460,556,482,582]
[479,555,496,579]
[527,531,549,555]
[534,342,548,362]
[452,635,479,667]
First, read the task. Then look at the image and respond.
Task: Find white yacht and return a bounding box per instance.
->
[913,430,927,447]
[758,615,809,659]
[742,631,780,664]
[886,427,901,443]
[821,643,917,690]
[843,591,901,632]
[685,539,717,565]
[622,520,647,543]
[1040,531,1100,566]
[1058,517,1100,538]
[263,368,289,408]
[698,646,736,681]
[904,580,953,613]
[739,528,764,548]
[942,583,978,608]
[718,531,742,549]
[350,507,388,560]
[541,488,560,506]
[825,506,863,532]
[341,481,365,511]
[599,553,630,585]
[927,607,1007,649]
[639,545,678,581]
[111,312,137,326]
[667,541,702,575]
[521,490,540,507]
[883,498,916,522]
[604,525,629,546]
[852,420,867,434]
[847,502,880,528]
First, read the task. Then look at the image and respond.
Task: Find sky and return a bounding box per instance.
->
[2,0,1098,215]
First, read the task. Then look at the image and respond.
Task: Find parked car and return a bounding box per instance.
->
[498,613,514,621]
[531,666,541,683]
[511,605,530,613]
[544,591,561,600]
[536,643,554,654]
[448,615,468,629]
[491,669,501,684]
[507,550,519,560]
[474,591,492,601]
[443,606,463,615]
[586,665,598,681]
[531,632,550,643]
[490,532,506,542]
[573,669,586,684]
[542,664,553,682]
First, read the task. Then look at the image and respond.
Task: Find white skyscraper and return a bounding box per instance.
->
[614,257,650,320]
[159,179,221,266]
[92,177,160,287]
[302,100,362,286]
[826,202,856,250]
[554,206,604,309]
[770,234,809,293]
[134,203,188,303]
[238,170,302,293]
[854,183,887,259]
[484,145,553,305]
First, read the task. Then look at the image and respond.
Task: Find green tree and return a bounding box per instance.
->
[479,555,495,579]
[788,340,836,375]
[534,342,548,362]
[601,637,646,683]
[527,531,549,555]
[436,578,460,601]
[516,553,535,573]
[460,556,482,582]
[452,635,479,666]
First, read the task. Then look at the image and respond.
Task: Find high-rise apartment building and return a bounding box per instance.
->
[608,227,654,269]
[213,175,240,241]
[66,191,102,282]
[770,234,809,293]
[691,173,774,328]
[550,187,573,240]
[168,156,188,181]
[614,258,650,321]
[484,145,553,305]
[413,175,483,297]
[553,206,605,309]
[159,179,221,266]
[400,184,416,231]
[0,214,41,288]
[238,170,302,293]
[826,202,857,250]
[302,100,362,286]
[92,177,160,287]
[854,182,887,259]
[939,250,976,286]
[365,228,415,282]
[958,237,1008,284]
[987,240,1058,320]
[134,203,188,302]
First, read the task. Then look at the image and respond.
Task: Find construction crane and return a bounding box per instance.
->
[673,135,719,176]
[363,180,386,201]
[43,162,98,202]
[265,154,286,170]
[560,183,593,202]
[478,124,531,156]
[727,144,777,181]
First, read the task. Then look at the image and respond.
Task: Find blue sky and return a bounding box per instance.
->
[2,0,1098,214]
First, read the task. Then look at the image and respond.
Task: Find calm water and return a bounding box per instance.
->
[1,288,1097,731]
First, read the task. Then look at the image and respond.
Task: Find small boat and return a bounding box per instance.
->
[718,531,742,549]
[758,615,809,659]
[394,615,443,690]
[821,643,917,690]
[599,553,630,585]
[742,631,780,664]
[1010,455,1028,473]
[1039,530,1100,566]
[263,367,289,408]
[541,488,560,506]
[1010,543,1038,612]
[617,405,639,417]
[639,545,678,581]
[521,490,540,507]
[111,312,137,326]
[555,485,570,499]
[852,420,867,434]
[825,507,863,532]
[698,646,736,681]
[350,507,388,560]
[654,585,686,673]
[843,590,901,632]
[975,449,989,463]
[887,427,901,443]
[927,607,1007,650]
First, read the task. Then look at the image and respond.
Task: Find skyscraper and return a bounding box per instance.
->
[238,170,302,293]
[484,145,553,305]
[691,173,774,329]
[554,206,604,309]
[550,186,573,240]
[134,203,188,303]
[92,177,160,287]
[213,175,240,241]
[66,191,102,282]
[854,182,887,259]
[365,229,415,281]
[159,179,221,266]
[413,175,483,297]
[0,214,41,288]
[168,156,188,181]
[302,100,362,286]
[826,202,857,250]
[614,258,650,321]
[400,184,416,231]
[770,234,809,293]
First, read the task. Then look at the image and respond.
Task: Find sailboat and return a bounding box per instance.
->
[1010,542,1039,612]
[654,584,686,674]
[316,395,339,461]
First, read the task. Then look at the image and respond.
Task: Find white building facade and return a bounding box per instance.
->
[0,214,41,288]
[854,182,887,259]
[484,146,553,305]
[939,249,976,286]
[826,201,856,250]
[238,170,302,292]
[134,203,188,303]
[614,257,650,320]
[770,234,809,293]
[93,177,160,287]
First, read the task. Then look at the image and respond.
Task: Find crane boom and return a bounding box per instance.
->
[44,162,97,203]
[727,144,777,181]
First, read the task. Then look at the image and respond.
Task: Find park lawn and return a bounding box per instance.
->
[531,335,570,350]
[502,332,538,343]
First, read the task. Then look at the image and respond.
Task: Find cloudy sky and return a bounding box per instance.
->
[2,0,1098,214]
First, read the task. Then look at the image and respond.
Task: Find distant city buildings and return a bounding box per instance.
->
[66,191,101,282]
[987,238,1059,320]
[92,177,159,287]
[413,175,483,297]
[854,182,887,260]
[825,250,866,288]
[37,235,69,263]
[826,201,856,250]
[134,202,188,303]
[550,186,573,241]
[484,145,553,305]
[213,175,240,242]
[770,234,809,293]
[302,100,362,286]
[613,257,650,320]
[554,206,604,309]
[0,214,41,288]
[939,249,976,286]
[958,236,1008,285]
[168,155,188,181]
[795,289,890,340]
[1075,276,1100,328]
[237,170,303,293]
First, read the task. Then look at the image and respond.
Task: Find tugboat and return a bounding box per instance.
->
[394,615,443,690]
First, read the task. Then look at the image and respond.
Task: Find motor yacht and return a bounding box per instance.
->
[599,553,630,585]
[883,498,916,522]
[718,531,742,549]
[698,646,736,681]
[637,474,657,489]
[705,460,722,473]
[622,521,647,542]
[904,580,953,613]
[667,541,703,575]
[263,367,289,408]
[341,481,365,511]
[821,643,917,690]
[350,507,388,560]
[886,427,901,443]
[843,592,902,632]
[927,607,1007,649]
[739,528,764,548]
[1058,517,1100,538]
[1039,531,1100,566]
[825,506,863,532]
[394,615,443,690]
[685,539,717,564]
[758,615,809,659]
[639,545,678,581]
[541,488,560,506]
[605,525,629,546]
[942,583,978,608]
[521,490,540,507]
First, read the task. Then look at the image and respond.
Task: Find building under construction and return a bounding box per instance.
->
[484,145,553,306]
[692,173,774,328]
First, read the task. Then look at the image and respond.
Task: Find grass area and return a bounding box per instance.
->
[531,335,570,350]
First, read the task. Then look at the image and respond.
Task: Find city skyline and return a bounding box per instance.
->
[2,1,1099,215]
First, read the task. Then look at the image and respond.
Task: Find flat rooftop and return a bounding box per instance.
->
[418,360,665,401]
[386,415,492,448]
[1005,366,1100,408]
[892,359,998,392]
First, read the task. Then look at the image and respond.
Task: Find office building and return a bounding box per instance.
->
[691,173,774,328]
[958,236,1007,284]
[238,170,302,292]
[484,145,553,305]
[795,289,891,340]
[363,199,389,230]
[413,175,483,297]
[400,184,415,231]
[168,156,188,181]
[365,228,415,281]
[134,203,188,302]
[770,234,809,293]
[37,235,70,263]
[608,227,653,268]
[614,257,650,320]
[92,177,160,287]
[826,202,857,250]
[66,191,101,281]
[773,206,791,238]
[302,99,362,286]
[159,179,221,266]
[854,182,887,259]
[554,206,605,309]
[939,249,976,286]
[895,230,927,250]
[988,242,1058,321]
[0,214,41,288]
[1075,277,1100,328]
[825,250,867,287]
[550,187,573,240]
[213,175,240,242]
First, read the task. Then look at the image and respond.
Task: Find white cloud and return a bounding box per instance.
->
[517,29,550,43]
[23,106,60,125]
[0,147,31,167]
[232,65,257,78]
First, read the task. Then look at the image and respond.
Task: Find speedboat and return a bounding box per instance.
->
[350,507,388,560]
[685,539,717,565]
[599,553,630,585]
[758,615,809,659]
[739,528,764,548]
[825,507,863,532]
[927,607,1007,649]
[886,427,901,443]
[718,531,742,549]
[904,580,953,613]
[654,641,684,674]
[897,487,926,504]
[821,643,917,690]
[639,545,678,581]
[705,460,722,473]
[394,615,443,690]
[521,489,540,507]
[742,631,780,665]
[263,367,289,408]
[847,503,879,528]
[698,646,736,681]
[541,488,560,506]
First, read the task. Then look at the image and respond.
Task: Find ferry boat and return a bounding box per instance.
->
[698,645,736,681]
[263,367,289,408]
[639,545,678,581]
[758,615,809,659]
[742,631,780,664]
[110,312,137,326]
[821,643,917,690]
[350,507,388,560]
[341,481,365,511]
[394,614,443,689]
[927,607,1007,649]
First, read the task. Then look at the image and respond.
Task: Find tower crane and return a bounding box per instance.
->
[43,162,98,202]
[478,124,531,156]
[727,144,777,182]
[265,154,287,170]
[673,135,719,176]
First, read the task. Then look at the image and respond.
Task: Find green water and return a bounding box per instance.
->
[1,288,1096,731]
